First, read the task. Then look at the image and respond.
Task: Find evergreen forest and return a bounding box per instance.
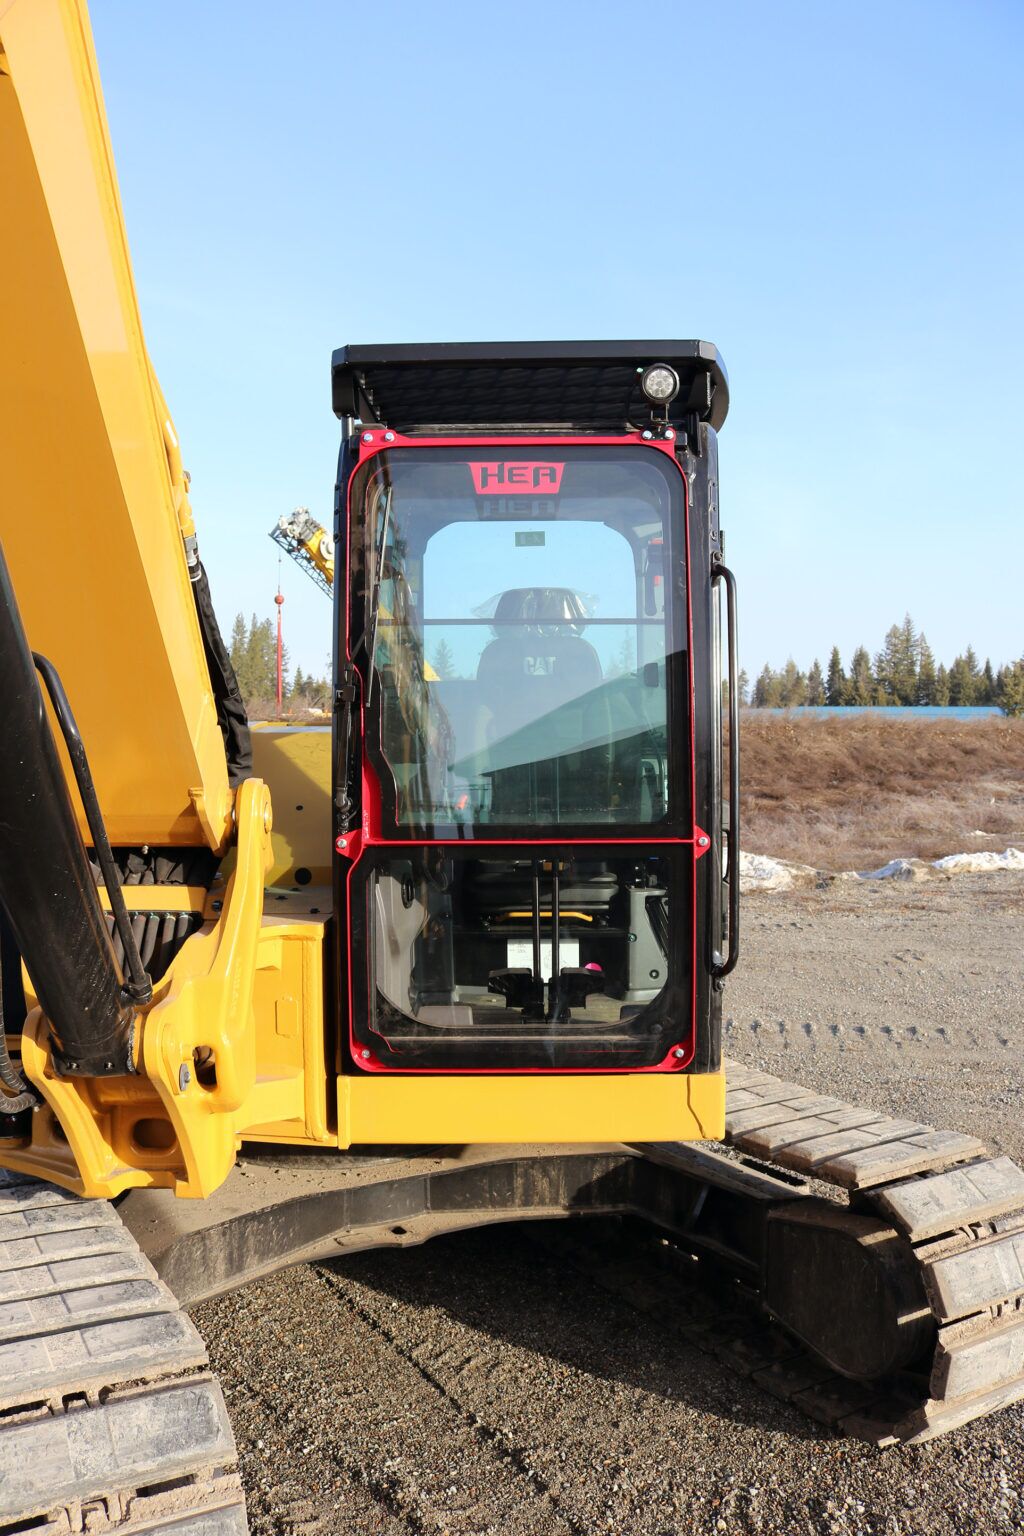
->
[747,616,1024,716]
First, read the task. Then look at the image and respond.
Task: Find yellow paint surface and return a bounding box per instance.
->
[339,1070,725,1147]
[250,727,332,885]
[0,0,231,848]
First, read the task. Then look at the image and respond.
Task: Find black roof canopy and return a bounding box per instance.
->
[331,340,728,434]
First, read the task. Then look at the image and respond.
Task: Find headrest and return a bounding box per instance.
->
[490,587,589,636]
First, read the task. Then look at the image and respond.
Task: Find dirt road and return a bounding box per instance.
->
[196,873,1024,1536]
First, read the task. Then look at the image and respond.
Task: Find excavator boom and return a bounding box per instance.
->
[0,0,243,851]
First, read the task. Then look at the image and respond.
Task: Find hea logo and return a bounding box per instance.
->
[469,461,565,495]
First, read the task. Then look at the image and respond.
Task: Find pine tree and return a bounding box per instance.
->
[933,662,951,706]
[431,638,457,679]
[806,658,825,706]
[947,653,974,706]
[752,665,782,707]
[293,666,306,697]
[999,659,1024,718]
[898,614,919,702]
[303,673,330,710]
[874,626,899,702]
[916,633,937,704]
[736,668,750,707]
[779,658,807,707]
[230,613,288,708]
[844,646,875,705]
[963,646,981,703]
[875,615,917,704]
[982,658,996,705]
[825,646,845,706]
[229,613,247,673]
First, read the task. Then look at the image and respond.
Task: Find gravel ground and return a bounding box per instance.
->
[196,872,1024,1536]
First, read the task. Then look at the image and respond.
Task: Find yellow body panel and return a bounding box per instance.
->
[6,738,723,1197]
[0,0,232,848]
[250,726,332,886]
[339,1070,724,1148]
[12,781,333,1199]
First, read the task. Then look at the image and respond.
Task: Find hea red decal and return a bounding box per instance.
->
[469,461,565,495]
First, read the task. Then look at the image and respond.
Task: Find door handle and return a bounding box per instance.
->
[711,561,739,980]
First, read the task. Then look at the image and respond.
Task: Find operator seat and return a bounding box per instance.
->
[475,587,612,820]
[476,588,602,726]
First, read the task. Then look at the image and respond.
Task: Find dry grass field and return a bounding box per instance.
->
[740,711,1024,870]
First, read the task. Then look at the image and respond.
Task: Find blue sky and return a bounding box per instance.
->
[92,0,1023,681]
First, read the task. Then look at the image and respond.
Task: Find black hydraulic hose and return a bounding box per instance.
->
[0,540,136,1076]
[531,861,542,983]
[0,950,39,1113]
[32,654,152,1007]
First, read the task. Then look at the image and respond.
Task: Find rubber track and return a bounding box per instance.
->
[721,1058,1024,1444]
[0,1170,247,1536]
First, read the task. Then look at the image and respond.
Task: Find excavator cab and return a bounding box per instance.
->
[330,344,737,1077]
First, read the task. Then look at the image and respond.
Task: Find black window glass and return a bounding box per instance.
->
[352,848,692,1071]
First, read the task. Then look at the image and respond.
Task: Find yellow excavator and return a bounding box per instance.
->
[2,2,1024,1529]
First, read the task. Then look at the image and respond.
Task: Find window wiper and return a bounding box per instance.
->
[366,485,393,705]
[352,485,392,704]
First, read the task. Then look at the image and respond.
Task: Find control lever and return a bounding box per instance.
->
[549,965,605,1024]
[488,968,545,1018]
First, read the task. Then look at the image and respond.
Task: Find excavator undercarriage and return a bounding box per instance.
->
[4,1066,1024,1531]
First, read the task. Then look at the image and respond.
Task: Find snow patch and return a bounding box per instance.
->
[856,857,930,882]
[930,847,1024,874]
[739,852,794,891]
[739,846,1024,892]
[738,852,817,892]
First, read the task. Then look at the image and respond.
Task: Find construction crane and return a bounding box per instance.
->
[2,3,1024,1530]
[269,508,439,681]
[271,507,334,597]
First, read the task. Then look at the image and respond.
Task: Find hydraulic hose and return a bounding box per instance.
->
[0,539,136,1076]
[32,654,152,1008]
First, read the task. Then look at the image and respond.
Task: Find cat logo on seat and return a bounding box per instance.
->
[469,461,565,495]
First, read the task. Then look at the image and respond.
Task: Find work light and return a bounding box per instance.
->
[640,363,680,405]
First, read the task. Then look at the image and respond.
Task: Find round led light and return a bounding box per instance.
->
[640,363,680,404]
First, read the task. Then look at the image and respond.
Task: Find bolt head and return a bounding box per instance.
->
[673,1047,685,1059]
[362,431,374,444]
[641,429,653,440]
[665,428,675,440]
[697,834,710,849]
[360,1048,370,1060]
[384,431,395,442]
[178,1063,191,1092]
